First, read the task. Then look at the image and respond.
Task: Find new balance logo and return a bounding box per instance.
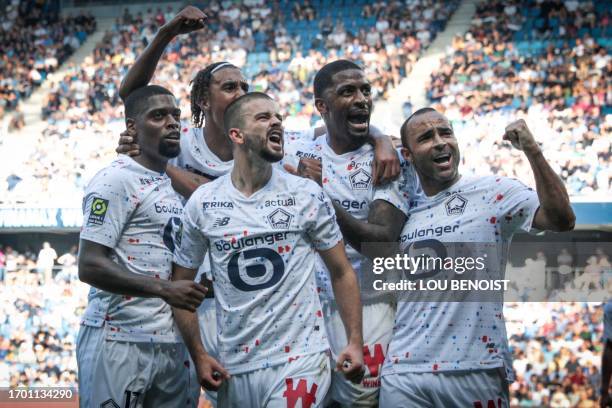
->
[283,378,318,408]
[363,343,385,378]
[213,217,230,227]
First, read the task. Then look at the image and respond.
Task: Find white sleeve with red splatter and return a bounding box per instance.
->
[173,190,209,270]
[302,182,343,252]
[80,166,136,249]
[493,177,540,238]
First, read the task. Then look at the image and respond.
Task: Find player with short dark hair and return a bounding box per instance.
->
[76,85,207,408]
[172,92,365,407]
[283,59,407,407]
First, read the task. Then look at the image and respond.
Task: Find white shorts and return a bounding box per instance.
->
[193,298,219,407]
[323,300,396,407]
[76,325,195,408]
[380,369,510,408]
[217,351,331,408]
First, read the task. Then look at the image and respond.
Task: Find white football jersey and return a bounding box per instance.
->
[171,124,315,282]
[604,301,612,342]
[80,156,184,343]
[174,169,341,374]
[381,175,539,380]
[284,139,417,302]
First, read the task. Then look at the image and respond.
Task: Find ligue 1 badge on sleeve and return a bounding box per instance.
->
[88,197,109,225]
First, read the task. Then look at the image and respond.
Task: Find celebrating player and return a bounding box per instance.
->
[283,59,406,407]
[117,7,399,406]
[76,85,208,408]
[341,108,575,406]
[172,92,364,407]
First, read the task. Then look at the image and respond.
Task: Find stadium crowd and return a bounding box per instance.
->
[0,0,95,113]
[2,243,611,407]
[427,0,611,196]
[3,0,459,206]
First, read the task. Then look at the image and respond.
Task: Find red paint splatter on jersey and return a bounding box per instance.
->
[347,164,353,171]
[285,245,291,252]
[482,335,488,342]
[231,237,237,243]
[279,246,285,254]
[495,178,501,183]
[154,274,160,279]
[283,378,318,408]
[489,217,497,224]
[288,356,300,363]
[405,352,410,358]
[243,230,248,236]
[244,346,249,353]
[323,177,329,184]
[105,314,111,321]
[496,194,504,201]
[255,339,260,346]
[182,127,188,133]
[433,364,439,371]
[127,256,135,261]
[285,345,291,353]
[128,238,140,244]
[315,310,322,317]
[317,287,322,293]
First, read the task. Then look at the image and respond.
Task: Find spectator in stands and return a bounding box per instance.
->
[36,242,56,284]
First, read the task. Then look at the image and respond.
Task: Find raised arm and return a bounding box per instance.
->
[171,263,229,391]
[78,239,206,311]
[317,241,364,383]
[119,6,206,100]
[503,119,575,232]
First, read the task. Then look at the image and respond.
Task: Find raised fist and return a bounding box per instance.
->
[503,119,540,154]
[162,6,207,37]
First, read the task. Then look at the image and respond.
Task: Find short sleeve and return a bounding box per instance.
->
[173,194,209,269]
[80,171,136,248]
[302,183,343,251]
[495,177,540,238]
[373,155,422,216]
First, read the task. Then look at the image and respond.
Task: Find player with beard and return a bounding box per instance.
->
[76,85,208,408]
[335,107,575,406]
[172,92,365,407]
[282,59,413,407]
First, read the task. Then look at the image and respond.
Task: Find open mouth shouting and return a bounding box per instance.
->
[267,128,283,150]
[432,152,453,170]
[347,110,370,133]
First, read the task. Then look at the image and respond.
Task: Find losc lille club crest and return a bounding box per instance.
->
[445,193,468,216]
[349,168,372,190]
[267,208,293,229]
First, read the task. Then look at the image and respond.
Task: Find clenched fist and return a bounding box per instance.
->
[503,119,540,155]
[161,6,207,37]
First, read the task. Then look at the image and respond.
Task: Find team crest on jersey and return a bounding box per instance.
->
[445,193,468,216]
[88,197,109,225]
[267,208,293,229]
[349,168,372,190]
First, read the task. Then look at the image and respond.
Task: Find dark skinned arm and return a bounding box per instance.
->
[166,164,212,200]
[333,199,406,258]
[119,6,206,100]
[77,239,206,311]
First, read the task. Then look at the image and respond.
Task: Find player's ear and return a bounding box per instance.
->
[126,118,136,134]
[200,97,210,112]
[314,98,328,115]
[228,128,244,145]
[400,146,412,163]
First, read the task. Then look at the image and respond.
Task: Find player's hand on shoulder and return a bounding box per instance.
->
[116,128,140,157]
[336,342,365,384]
[195,353,230,391]
[372,135,401,186]
[503,119,540,155]
[284,157,322,186]
[162,6,207,37]
[161,280,207,312]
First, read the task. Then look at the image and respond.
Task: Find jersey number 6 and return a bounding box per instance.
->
[228,248,285,291]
